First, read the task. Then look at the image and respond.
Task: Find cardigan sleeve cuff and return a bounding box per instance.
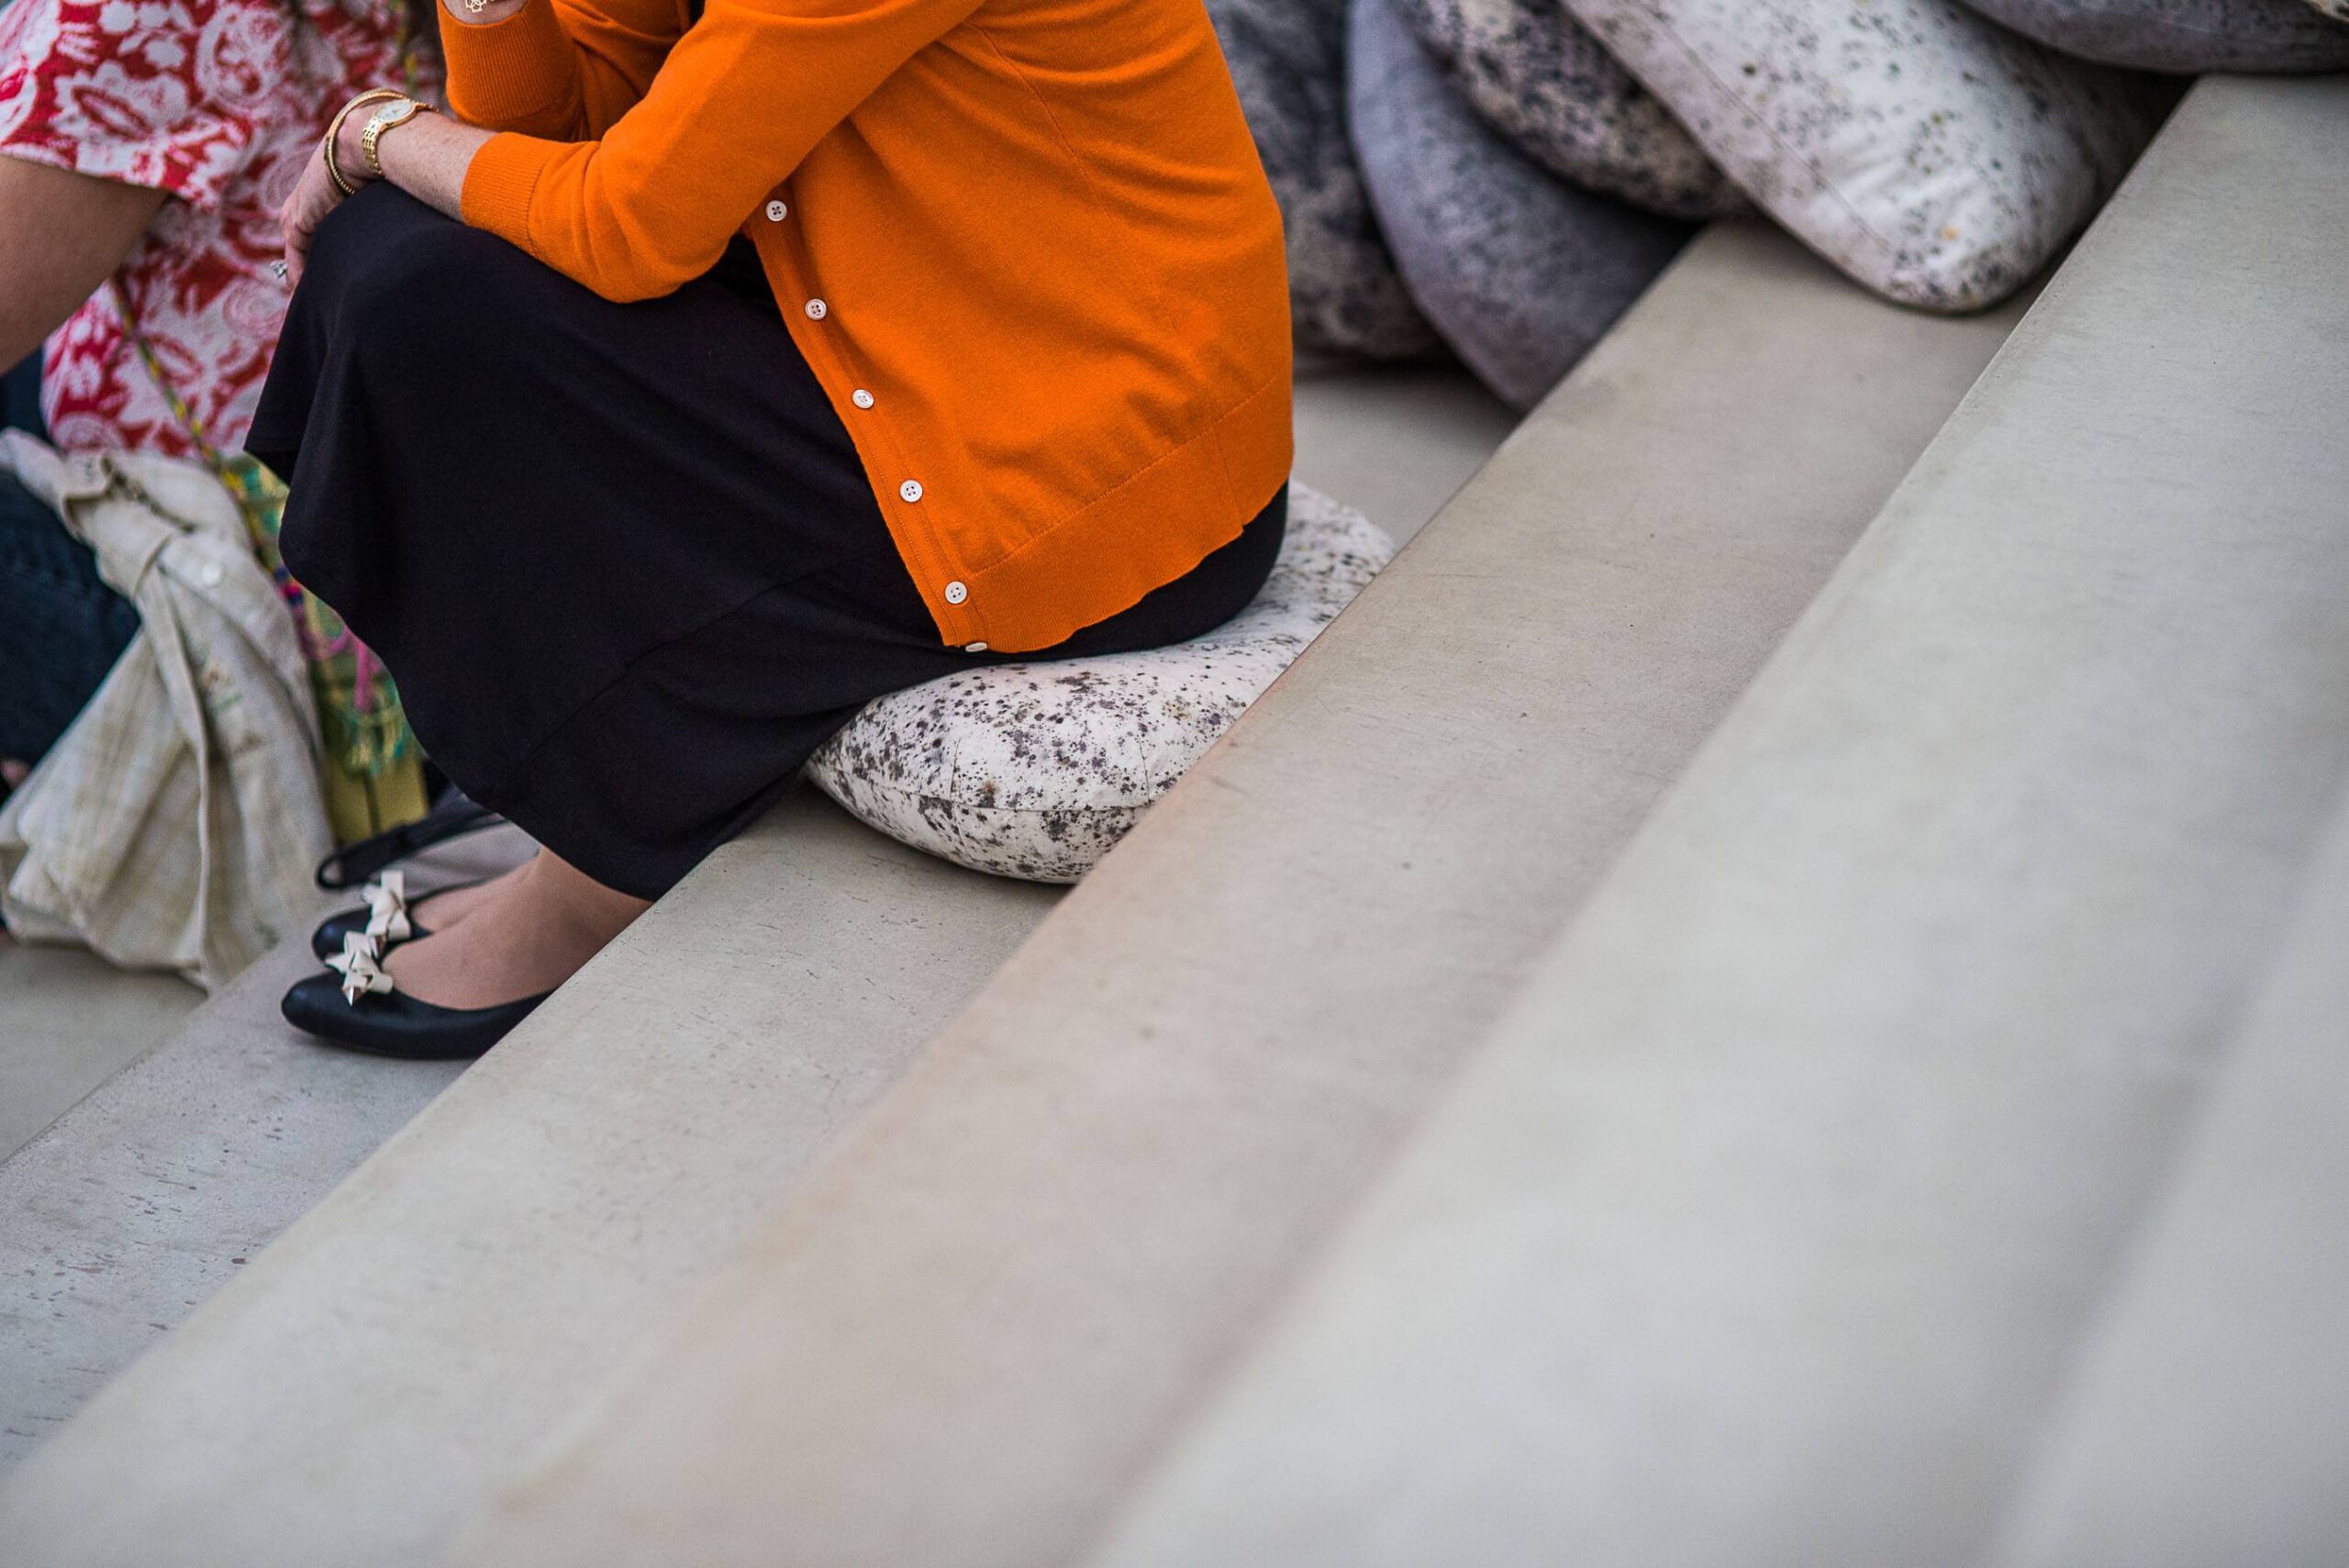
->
[440,0,579,131]
[460,131,558,253]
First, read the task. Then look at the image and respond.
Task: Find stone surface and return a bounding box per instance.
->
[807,485,1393,883]
[1289,356,1518,546]
[435,221,2022,1568]
[1207,0,1440,358]
[1961,0,2349,72]
[1083,76,2349,1568]
[1353,0,1691,409]
[1400,0,1743,217]
[0,943,198,1163]
[0,828,528,1472]
[0,791,1061,1564]
[1985,778,2349,1568]
[1564,0,2153,308]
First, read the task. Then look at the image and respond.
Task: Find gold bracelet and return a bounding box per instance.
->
[324,88,405,198]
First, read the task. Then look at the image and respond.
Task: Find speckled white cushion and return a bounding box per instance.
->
[1559,0,2155,309]
[1960,0,2349,71]
[1398,0,1744,219]
[806,484,1394,883]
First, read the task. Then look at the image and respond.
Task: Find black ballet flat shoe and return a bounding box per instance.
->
[281,958,547,1060]
[310,872,484,962]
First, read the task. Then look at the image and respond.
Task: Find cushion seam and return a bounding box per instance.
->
[818,771,1151,817]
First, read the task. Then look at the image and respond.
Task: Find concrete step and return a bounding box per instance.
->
[432,219,2024,1568]
[0,367,1513,1562]
[1076,74,2349,1568]
[0,826,529,1471]
[1984,774,2349,1568]
[0,944,199,1165]
[1289,356,1519,548]
[0,789,1061,1563]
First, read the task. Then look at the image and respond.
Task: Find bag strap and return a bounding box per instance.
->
[316,787,503,889]
[107,279,277,530]
[111,281,221,460]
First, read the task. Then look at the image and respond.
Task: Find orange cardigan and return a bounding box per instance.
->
[441,0,1293,652]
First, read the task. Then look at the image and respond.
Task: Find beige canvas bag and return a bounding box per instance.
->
[0,430,330,990]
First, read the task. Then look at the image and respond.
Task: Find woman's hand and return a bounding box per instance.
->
[280,98,495,284]
[278,134,351,288]
[282,93,395,284]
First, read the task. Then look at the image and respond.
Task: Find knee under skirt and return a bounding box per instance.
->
[250,184,1286,898]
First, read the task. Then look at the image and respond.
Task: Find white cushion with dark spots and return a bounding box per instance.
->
[1959,0,2349,71]
[1398,0,1745,220]
[806,483,1393,884]
[1559,0,2155,310]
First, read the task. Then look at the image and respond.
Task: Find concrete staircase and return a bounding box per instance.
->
[0,349,1508,1478]
[0,209,2015,1563]
[4,71,2343,1568]
[429,218,2019,1568]
[0,360,1511,1536]
[1067,72,2349,1568]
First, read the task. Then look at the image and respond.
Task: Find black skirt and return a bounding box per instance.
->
[251,185,1286,898]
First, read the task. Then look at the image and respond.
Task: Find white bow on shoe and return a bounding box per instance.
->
[361,871,413,944]
[327,931,396,1006]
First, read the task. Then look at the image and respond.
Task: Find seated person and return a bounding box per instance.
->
[0,0,435,786]
[259,0,1295,1056]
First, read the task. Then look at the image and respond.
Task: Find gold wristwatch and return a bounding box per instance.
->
[324,87,404,197]
[360,97,432,181]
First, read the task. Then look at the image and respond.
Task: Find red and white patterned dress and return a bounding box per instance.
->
[0,0,434,456]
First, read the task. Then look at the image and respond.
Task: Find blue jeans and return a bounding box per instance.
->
[0,354,140,764]
[1,350,43,437]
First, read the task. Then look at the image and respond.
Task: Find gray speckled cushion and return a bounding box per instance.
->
[1351,0,1692,411]
[1960,0,2349,71]
[1560,0,2154,310]
[1206,0,1442,360]
[806,484,1393,884]
[1398,0,1744,219]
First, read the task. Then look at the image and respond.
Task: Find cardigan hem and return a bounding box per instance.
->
[942,373,1294,653]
